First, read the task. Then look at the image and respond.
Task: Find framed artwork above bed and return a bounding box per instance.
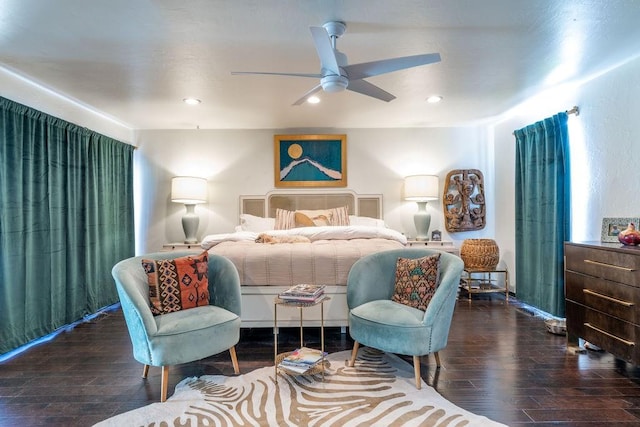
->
[274,134,347,188]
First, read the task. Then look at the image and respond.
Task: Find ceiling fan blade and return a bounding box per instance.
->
[343,53,441,80]
[310,26,340,75]
[292,84,323,106]
[346,79,396,102]
[231,71,322,78]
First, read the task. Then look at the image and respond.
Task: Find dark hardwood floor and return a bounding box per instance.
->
[3,293,640,426]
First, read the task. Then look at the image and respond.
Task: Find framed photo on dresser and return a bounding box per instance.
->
[601,217,639,242]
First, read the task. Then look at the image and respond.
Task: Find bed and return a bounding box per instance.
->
[200,191,407,330]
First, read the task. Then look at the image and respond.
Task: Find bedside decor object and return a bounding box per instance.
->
[404,175,439,241]
[431,230,442,241]
[618,223,640,246]
[443,169,485,232]
[171,176,208,243]
[460,239,499,270]
[274,134,347,188]
[601,217,640,242]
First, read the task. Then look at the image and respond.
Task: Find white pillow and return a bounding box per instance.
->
[348,215,386,228]
[239,214,276,232]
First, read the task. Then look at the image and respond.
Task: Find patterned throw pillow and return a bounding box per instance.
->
[276,206,351,229]
[142,251,210,316]
[392,254,441,311]
[326,205,350,226]
[274,208,296,230]
[295,210,333,227]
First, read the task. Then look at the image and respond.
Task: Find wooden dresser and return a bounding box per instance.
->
[565,242,640,363]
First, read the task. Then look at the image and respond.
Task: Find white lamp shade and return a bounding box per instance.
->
[171,176,208,204]
[404,175,439,201]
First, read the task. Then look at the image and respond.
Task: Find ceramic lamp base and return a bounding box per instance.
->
[181,204,199,244]
[413,201,431,241]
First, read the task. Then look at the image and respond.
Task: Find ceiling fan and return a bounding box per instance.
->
[231,21,441,105]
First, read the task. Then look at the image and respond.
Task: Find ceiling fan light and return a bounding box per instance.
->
[183,97,201,105]
[426,95,442,103]
[307,96,321,104]
[321,75,348,92]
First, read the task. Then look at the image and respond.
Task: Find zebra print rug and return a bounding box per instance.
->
[96,348,506,426]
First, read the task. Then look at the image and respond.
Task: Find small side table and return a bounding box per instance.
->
[406,240,459,255]
[460,268,509,301]
[274,296,329,383]
[161,243,202,252]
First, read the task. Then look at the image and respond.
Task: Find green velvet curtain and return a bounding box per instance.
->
[0,97,135,354]
[514,112,570,317]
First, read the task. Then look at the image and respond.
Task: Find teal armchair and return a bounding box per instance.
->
[347,248,464,389]
[111,251,242,402]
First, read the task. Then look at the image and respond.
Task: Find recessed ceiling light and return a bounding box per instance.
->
[307,96,320,104]
[183,98,201,105]
[426,95,442,104]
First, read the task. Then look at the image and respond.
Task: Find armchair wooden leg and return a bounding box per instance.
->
[348,341,360,367]
[434,351,441,368]
[142,364,150,379]
[413,356,422,390]
[161,365,169,402]
[229,346,240,374]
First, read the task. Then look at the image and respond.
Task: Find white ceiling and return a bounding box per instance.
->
[2,0,640,130]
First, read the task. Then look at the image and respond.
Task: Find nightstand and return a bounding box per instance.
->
[406,240,459,255]
[161,243,202,252]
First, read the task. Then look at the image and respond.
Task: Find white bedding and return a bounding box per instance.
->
[201,225,406,248]
[201,226,407,287]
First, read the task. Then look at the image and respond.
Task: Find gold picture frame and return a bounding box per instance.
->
[274,134,347,188]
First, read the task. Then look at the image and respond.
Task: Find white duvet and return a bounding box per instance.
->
[200,226,408,287]
[201,225,407,249]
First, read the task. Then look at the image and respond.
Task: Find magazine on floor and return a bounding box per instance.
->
[278,347,326,373]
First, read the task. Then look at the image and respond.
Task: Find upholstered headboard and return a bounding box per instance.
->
[239,190,383,219]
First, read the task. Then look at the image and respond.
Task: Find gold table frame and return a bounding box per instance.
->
[273,296,329,382]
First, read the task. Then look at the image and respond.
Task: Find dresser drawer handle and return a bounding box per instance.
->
[584,259,635,272]
[583,289,634,307]
[584,323,635,347]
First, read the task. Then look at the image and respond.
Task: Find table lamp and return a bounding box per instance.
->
[171,176,208,243]
[404,175,439,240]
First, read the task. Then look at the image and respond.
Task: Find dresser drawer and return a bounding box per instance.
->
[565,271,639,323]
[566,301,638,363]
[565,244,640,286]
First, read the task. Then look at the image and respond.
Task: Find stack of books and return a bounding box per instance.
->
[278,347,326,374]
[278,284,326,303]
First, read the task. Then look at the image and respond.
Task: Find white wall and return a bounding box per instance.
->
[134,126,495,253]
[493,55,640,292]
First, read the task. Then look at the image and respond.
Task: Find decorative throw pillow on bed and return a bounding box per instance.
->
[142,251,210,316]
[276,206,350,229]
[294,209,333,227]
[274,208,296,230]
[392,253,441,311]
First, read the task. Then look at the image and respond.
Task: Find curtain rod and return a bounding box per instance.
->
[566,105,579,116]
[512,105,579,135]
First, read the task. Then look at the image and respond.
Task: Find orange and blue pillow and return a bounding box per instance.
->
[142,251,210,316]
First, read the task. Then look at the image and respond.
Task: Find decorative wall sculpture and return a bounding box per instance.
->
[443,169,486,232]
